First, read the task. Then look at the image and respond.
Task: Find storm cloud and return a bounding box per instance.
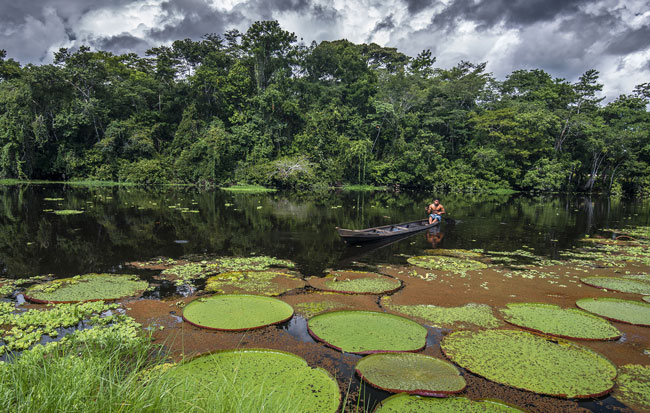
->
[0,0,648,99]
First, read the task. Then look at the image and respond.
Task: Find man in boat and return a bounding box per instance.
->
[426,199,445,225]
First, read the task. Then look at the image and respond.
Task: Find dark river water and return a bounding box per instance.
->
[0,184,648,279]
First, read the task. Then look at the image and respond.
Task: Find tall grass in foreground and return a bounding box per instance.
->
[0,332,363,412]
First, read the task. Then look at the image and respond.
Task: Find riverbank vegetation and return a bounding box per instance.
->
[1,21,648,194]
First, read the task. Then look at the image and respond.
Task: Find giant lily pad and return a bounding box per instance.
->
[424,249,483,259]
[381,297,501,329]
[643,296,650,303]
[205,271,305,296]
[165,349,339,412]
[375,394,523,412]
[576,298,650,326]
[441,329,617,398]
[613,364,650,411]
[24,274,148,303]
[499,303,621,340]
[407,256,487,272]
[355,353,465,396]
[182,294,294,331]
[581,276,650,295]
[307,310,427,354]
[307,270,401,294]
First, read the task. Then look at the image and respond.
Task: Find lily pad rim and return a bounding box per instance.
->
[24,273,147,304]
[576,297,650,327]
[499,302,622,341]
[355,353,466,396]
[307,310,427,355]
[182,294,295,331]
[440,329,618,399]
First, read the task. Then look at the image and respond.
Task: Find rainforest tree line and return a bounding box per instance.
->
[1,21,649,194]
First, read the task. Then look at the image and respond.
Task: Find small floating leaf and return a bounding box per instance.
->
[375,394,523,412]
[307,270,401,294]
[307,310,427,354]
[182,294,294,330]
[49,209,84,215]
[25,274,148,303]
[441,329,617,398]
[407,256,487,272]
[581,276,650,295]
[355,353,465,396]
[165,349,339,412]
[205,271,305,296]
[499,302,621,340]
[576,298,650,326]
[613,364,650,411]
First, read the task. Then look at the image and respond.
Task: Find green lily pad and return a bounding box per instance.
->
[375,394,523,412]
[355,353,465,396]
[424,249,483,259]
[407,256,487,272]
[581,276,650,295]
[441,329,617,398]
[205,271,305,296]
[24,274,148,303]
[381,297,502,329]
[307,270,401,294]
[576,298,650,326]
[499,303,621,340]
[182,294,294,331]
[165,349,339,412]
[613,364,650,411]
[307,310,427,354]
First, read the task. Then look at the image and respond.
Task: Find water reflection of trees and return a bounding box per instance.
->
[0,186,648,278]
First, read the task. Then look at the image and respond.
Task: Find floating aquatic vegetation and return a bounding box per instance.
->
[49,209,84,215]
[499,303,621,340]
[213,256,294,272]
[43,197,64,201]
[0,301,128,354]
[381,297,501,329]
[126,257,178,270]
[424,249,483,259]
[293,300,348,318]
[613,364,650,411]
[576,298,650,326]
[307,310,427,354]
[205,271,305,296]
[160,262,216,287]
[375,394,523,412]
[182,294,294,330]
[25,274,148,303]
[164,349,339,412]
[441,329,617,398]
[307,270,401,294]
[407,256,487,273]
[644,296,650,303]
[355,353,466,396]
[581,276,650,295]
[220,184,277,193]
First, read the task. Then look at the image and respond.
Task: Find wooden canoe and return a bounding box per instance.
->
[336,219,440,243]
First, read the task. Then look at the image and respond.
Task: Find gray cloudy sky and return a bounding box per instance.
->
[1,0,649,99]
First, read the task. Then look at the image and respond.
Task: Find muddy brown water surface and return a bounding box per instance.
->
[1,185,650,412]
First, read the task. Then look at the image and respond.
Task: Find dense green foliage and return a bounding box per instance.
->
[1,26,649,193]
